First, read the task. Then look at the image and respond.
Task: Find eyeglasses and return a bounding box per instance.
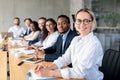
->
[75,19,92,25]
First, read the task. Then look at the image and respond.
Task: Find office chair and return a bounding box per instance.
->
[99,49,120,80]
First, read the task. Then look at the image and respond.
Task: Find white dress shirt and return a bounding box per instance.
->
[8,25,25,38]
[54,32,103,80]
[34,31,59,49]
[24,31,40,41]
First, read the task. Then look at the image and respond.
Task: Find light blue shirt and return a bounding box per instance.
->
[27,27,31,35]
[61,29,70,52]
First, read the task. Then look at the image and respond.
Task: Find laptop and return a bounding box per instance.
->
[0,32,13,38]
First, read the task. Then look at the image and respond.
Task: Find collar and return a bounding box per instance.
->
[79,32,94,41]
[61,29,70,37]
[13,25,21,28]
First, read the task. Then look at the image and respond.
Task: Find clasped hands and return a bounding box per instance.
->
[25,45,45,59]
[33,48,45,59]
[33,64,54,77]
[21,38,27,44]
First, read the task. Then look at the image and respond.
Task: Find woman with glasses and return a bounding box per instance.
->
[33,8,103,80]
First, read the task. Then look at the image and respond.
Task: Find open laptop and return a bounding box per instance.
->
[0,32,13,39]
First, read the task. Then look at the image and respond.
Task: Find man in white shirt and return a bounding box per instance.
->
[8,17,25,39]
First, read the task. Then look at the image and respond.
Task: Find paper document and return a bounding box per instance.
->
[10,48,35,55]
[10,39,28,46]
[22,49,35,55]
[26,70,57,80]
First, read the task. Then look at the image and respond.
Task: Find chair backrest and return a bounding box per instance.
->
[99,49,120,80]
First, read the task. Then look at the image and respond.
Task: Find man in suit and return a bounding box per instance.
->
[34,15,78,61]
[23,18,32,36]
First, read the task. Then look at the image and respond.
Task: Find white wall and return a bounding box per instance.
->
[0,0,70,32]
[70,0,84,15]
[70,0,84,29]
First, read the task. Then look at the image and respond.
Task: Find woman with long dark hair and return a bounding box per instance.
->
[21,21,40,45]
[26,18,59,49]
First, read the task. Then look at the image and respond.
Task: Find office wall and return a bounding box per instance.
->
[70,0,84,29]
[70,0,84,15]
[0,0,70,32]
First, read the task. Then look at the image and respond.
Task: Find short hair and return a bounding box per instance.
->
[57,15,70,24]
[14,17,20,21]
[38,17,46,21]
[24,18,32,23]
[75,8,97,31]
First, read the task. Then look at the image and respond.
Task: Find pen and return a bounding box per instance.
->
[17,61,24,66]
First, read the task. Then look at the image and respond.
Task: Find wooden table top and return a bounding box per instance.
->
[9,53,65,80]
[0,50,7,80]
[0,42,85,80]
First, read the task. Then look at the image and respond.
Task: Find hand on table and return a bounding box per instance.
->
[33,48,45,59]
[25,45,37,50]
[21,38,27,44]
[33,64,53,77]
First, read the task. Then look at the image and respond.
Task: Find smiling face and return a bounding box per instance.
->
[38,19,46,30]
[30,23,36,32]
[46,21,56,33]
[25,19,31,27]
[75,11,94,37]
[57,17,70,34]
[13,18,20,26]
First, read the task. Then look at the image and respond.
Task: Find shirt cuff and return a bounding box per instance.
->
[53,60,61,68]
[60,68,70,79]
[26,42,29,45]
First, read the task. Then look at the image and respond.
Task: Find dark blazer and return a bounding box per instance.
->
[44,29,78,61]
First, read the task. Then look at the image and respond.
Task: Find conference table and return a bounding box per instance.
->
[8,49,66,80]
[0,50,7,80]
[0,41,85,80]
[0,47,64,80]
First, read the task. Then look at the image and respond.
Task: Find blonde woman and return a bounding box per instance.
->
[33,8,103,80]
